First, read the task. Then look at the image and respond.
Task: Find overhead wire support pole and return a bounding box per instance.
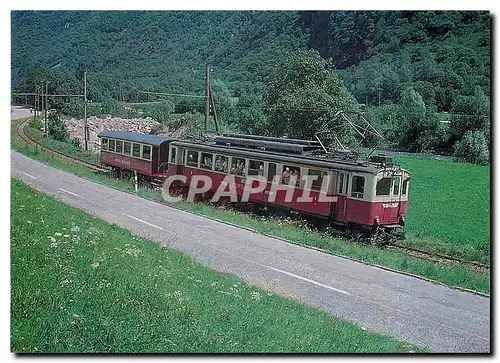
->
[209,82,219,133]
[84,70,88,151]
[44,82,49,137]
[204,63,210,132]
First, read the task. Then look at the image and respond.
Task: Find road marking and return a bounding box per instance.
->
[268,266,352,296]
[23,172,36,179]
[58,188,80,197]
[123,213,165,231]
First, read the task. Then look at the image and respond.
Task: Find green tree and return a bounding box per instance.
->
[450,86,489,141]
[453,130,489,165]
[265,49,357,141]
[150,100,175,123]
[397,86,440,152]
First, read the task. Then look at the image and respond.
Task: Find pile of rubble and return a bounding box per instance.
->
[64,116,160,150]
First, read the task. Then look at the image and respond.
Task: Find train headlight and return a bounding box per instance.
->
[375,216,380,225]
[400,216,405,226]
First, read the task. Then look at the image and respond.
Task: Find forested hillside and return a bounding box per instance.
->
[11,11,491,163]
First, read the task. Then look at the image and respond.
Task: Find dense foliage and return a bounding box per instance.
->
[11,11,490,163]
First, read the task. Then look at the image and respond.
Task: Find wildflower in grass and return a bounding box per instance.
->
[54,232,62,237]
[27,220,32,224]
[48,236,56,242]
[250,291,262,301]
[70,226,80,233]
[91,262,100,269]
[64,234,70,238]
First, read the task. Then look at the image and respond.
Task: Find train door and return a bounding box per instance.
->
[336,171,349,220]
[390,175,402,222]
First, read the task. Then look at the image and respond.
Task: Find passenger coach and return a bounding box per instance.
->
[97,130,172,177]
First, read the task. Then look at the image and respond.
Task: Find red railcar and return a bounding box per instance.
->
[166,135,410,234]
[97,130,172,177]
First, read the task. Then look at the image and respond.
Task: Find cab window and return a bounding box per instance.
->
[214,155,229,173]
[248,160,264,176]
[186,150,199,167]
[281,165,300,186]
[123,141,131,155]
[142,145,151,160]
[230,157,246,177]
[376,178,391,196]
[132,143,141,158]
[402,178,409,195]
[351,175,365,198]
[200,152,214,170]
[170,147,177,163]
[115,140,123,154]
[101,138,108,151]
[109,139,116,152]
[392,177,401,196]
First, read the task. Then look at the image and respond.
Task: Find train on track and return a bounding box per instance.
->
[97,130,410,239]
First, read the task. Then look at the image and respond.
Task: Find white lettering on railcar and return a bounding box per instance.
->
[114,158,131,166]
[382,203,399,208]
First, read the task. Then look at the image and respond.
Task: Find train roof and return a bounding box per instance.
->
[98,130,170,146]
[171,139,391,173]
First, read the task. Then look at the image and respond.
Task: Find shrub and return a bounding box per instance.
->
[47,114,69,142]
[453,130,489,165]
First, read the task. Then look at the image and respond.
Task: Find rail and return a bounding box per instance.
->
[386,242,489,271]
[16,119,110,173]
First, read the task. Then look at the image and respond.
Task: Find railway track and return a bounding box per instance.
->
[386,242,490,271]
[15,118,489,271]
[16,119,110,173]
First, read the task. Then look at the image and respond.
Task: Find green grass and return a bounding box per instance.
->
[10,178,424,353]
[395,156,490,263]
[24,121,99,165]
[11,119,490,293]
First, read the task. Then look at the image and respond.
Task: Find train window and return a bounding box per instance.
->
[308,169,324,190]
[344,174,349,195]
[186,150,199,167]
[351,175,365,198]
[142,145,151,160]
[248,160,264,176]
[338,173,344,194]
[392,177,401,196]
[376,178,391,196]
[282,165,300,186]
[200,152,214,170]
[214,155,229,173]
[115,140,123,154]
[170,147,177,164]
[132,143,141,158]
[402,178,409,195]
[101,138,108,151]
[230,157,246,177]
[268,163,277,182]
[123,141,131,155]
[109,139,116,152]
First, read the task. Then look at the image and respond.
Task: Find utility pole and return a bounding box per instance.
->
[45,81,49,137]
[33,86,37,123]
[204,63,210,132]
[84,70,88,151]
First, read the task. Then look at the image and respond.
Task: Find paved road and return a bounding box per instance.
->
[11,105,32,120]
[10,151,490,353]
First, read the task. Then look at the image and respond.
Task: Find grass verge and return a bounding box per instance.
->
[10,119,490,294]
[11,178,424,353]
